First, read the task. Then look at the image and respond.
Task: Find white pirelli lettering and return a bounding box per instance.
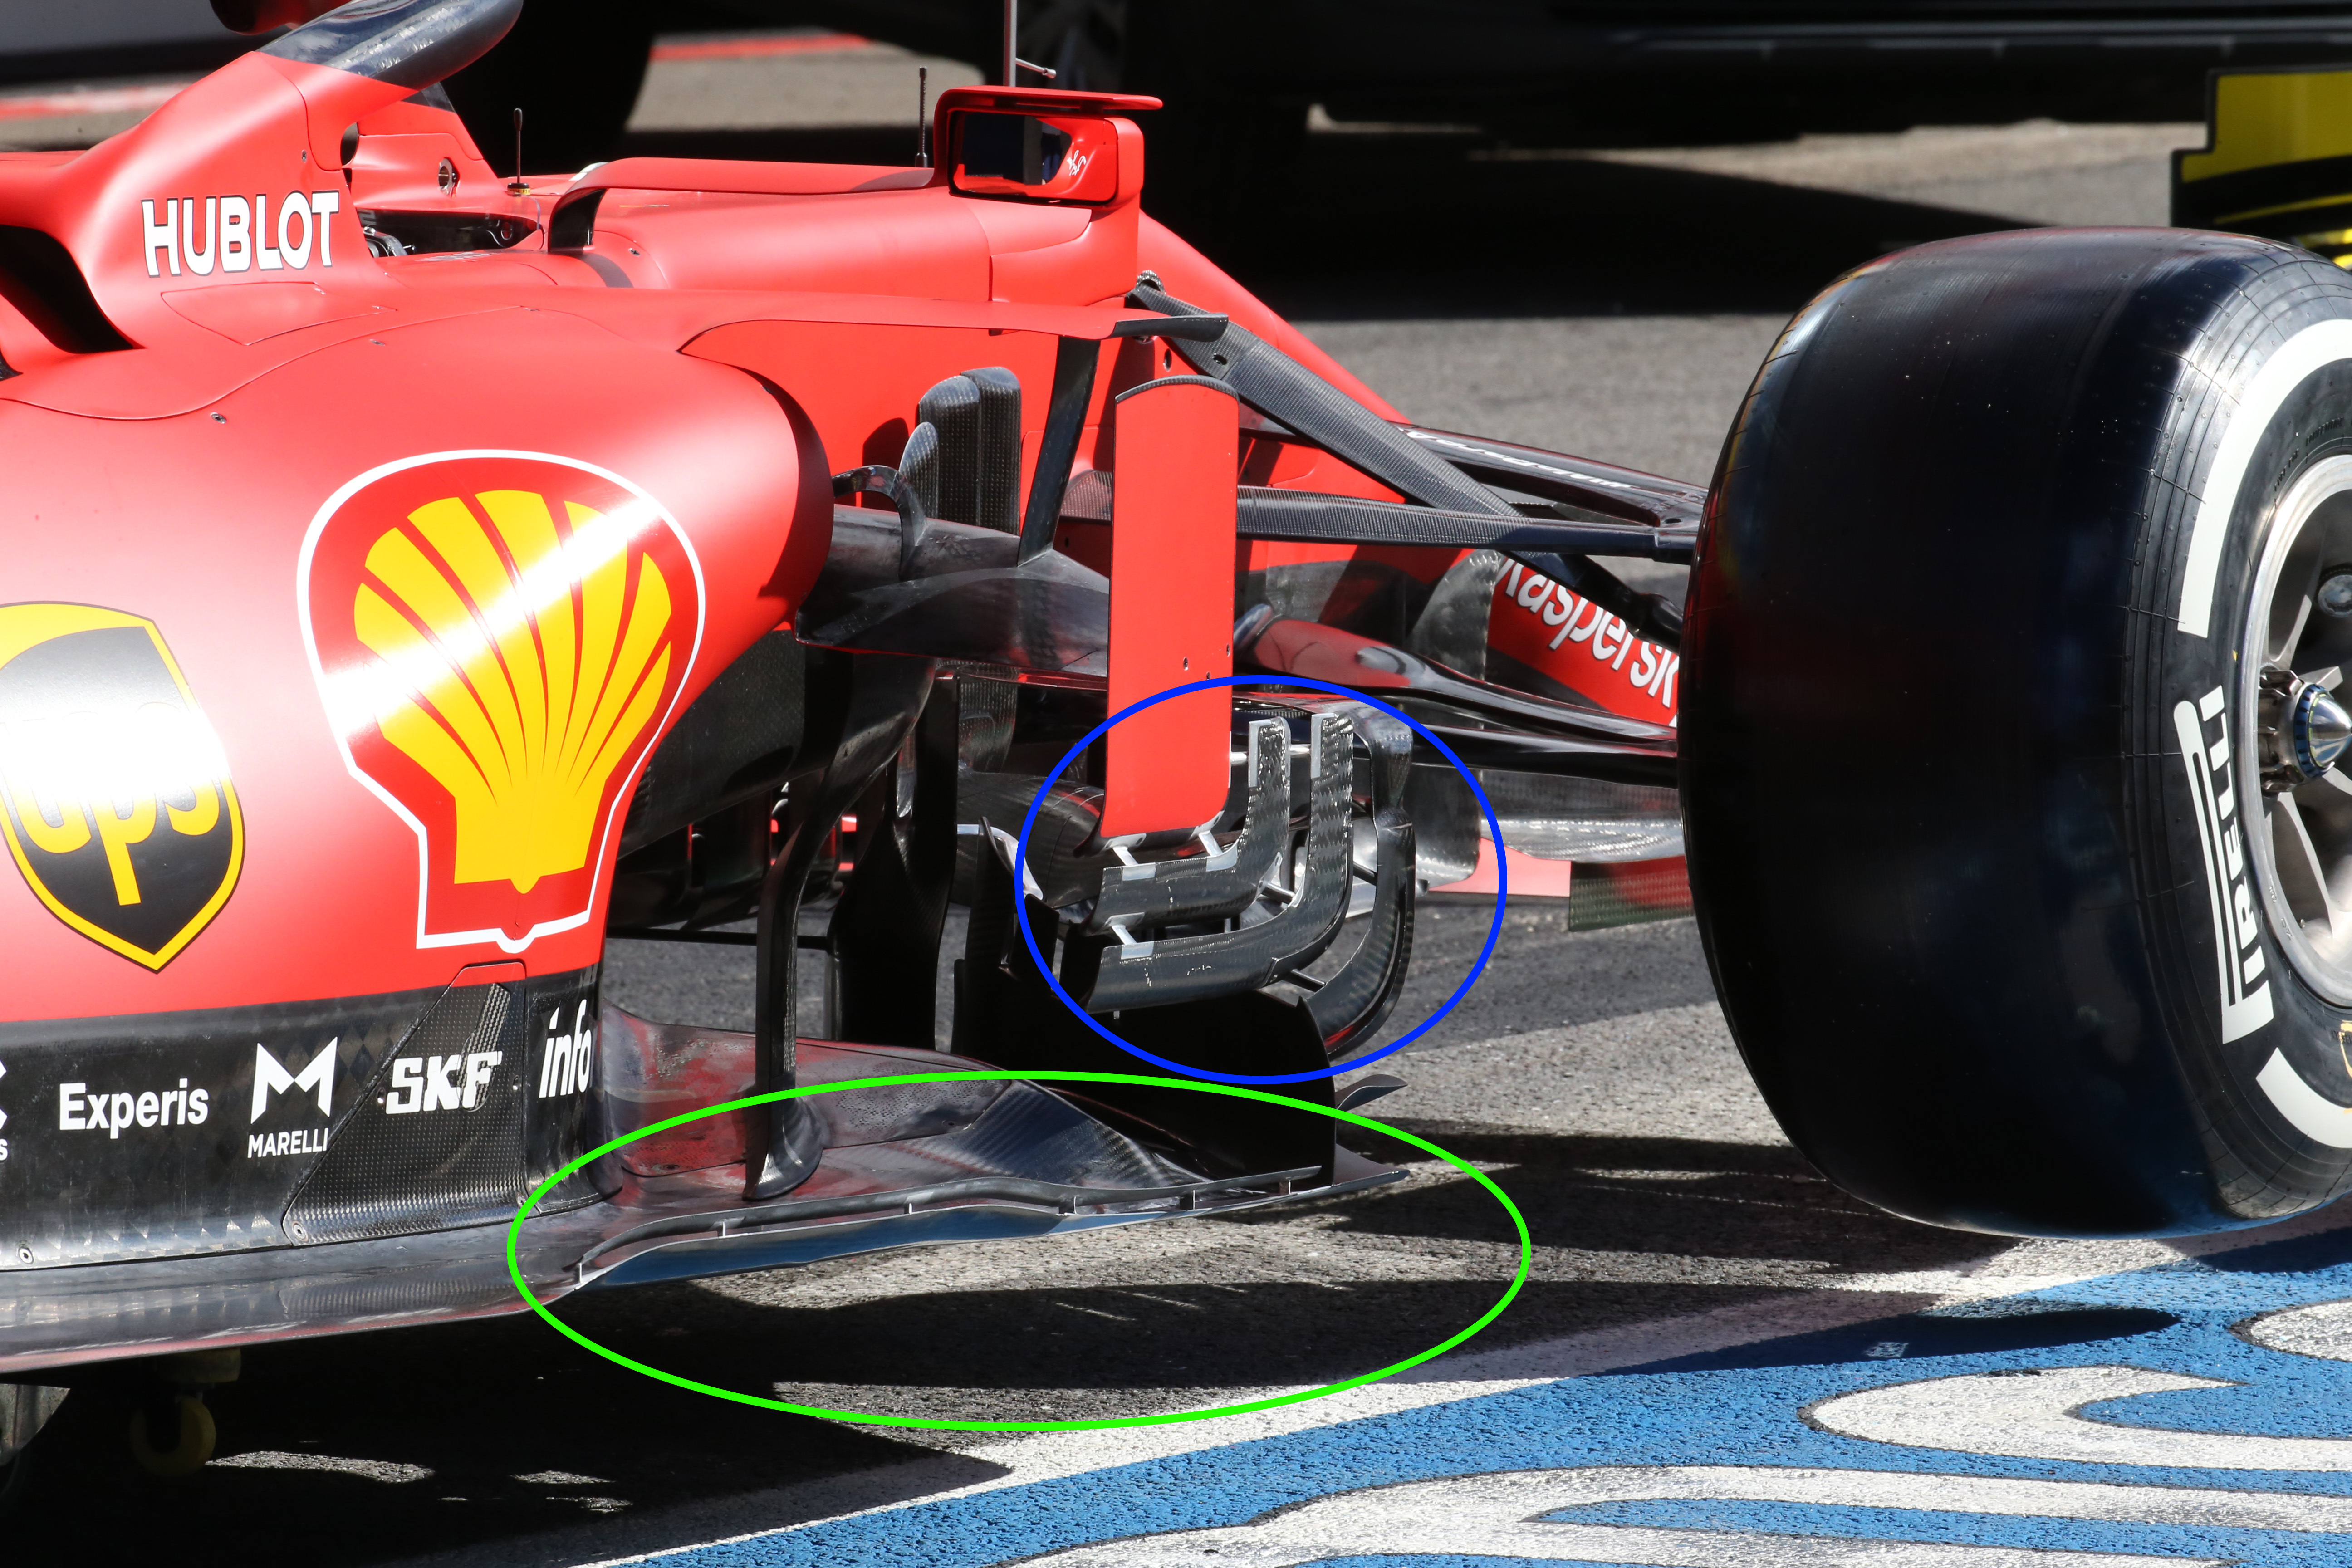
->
[2176,691,2273,1042]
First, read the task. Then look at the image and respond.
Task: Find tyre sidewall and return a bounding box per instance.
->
[1687,229,2352,1233]
[2155,348,2352,1217]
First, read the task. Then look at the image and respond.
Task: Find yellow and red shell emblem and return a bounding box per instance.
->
[299,453,703,950]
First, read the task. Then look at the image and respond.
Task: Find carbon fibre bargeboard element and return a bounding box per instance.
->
[797,505,1110,674]
[970,367,1024,534]
[1294,698,1418,1056]
[1086,719,1291,936]
[912,369,1026,535]
[0,1029,1403,1373]
[284,977,531,1245]
[917,374,981,524]
[619,629,804,857]
[1081,712,1355,1011]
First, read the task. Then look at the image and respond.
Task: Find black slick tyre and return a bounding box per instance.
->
[1685,227,2352,1236]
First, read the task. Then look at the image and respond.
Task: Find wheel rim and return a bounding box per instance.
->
[2241,453,2352,1002]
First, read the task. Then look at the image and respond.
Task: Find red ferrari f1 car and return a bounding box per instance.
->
[6,0,2352,1488]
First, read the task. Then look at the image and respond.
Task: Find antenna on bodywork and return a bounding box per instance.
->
[506,106,528,195]
[917,66,930,166]
[998,0,1055,82]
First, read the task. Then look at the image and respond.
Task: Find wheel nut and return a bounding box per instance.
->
[2295,682,2352,779]
[2260,667,2352,789]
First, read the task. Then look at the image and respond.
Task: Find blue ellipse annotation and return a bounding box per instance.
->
[1015,674,1505,1084]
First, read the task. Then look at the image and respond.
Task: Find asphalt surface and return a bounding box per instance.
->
[12,36,2322,1568]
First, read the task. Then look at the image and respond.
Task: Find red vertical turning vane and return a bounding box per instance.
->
[1100,374,1238,838]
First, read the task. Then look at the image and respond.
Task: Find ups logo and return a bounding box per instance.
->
[0,603,244,968]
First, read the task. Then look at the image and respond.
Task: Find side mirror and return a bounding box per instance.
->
[950,111,1120,203]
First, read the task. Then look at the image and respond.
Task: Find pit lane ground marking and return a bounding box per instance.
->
[0,83,184,122]
[569,1204,2352,1567]
[646,33,866,62]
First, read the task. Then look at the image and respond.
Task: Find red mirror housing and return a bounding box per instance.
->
[932,85,1160,208]
[951,111,1123,203]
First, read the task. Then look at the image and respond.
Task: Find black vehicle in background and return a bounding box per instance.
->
[789,0,2352,232]
[814,0,2352,141]
[61,0,2341,235]
[20,2,2352,194]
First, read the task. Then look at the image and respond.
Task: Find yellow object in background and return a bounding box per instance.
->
[2175,65,2352,266]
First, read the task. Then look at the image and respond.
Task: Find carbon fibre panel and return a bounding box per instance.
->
[0,1034,1400,1374]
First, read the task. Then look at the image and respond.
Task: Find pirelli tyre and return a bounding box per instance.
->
[1685,227,2352,1237]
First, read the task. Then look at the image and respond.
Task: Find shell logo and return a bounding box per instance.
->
[299,453,703,951]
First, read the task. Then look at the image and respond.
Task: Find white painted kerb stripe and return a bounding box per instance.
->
[1016,1463,2352,1566]
[2176,318,2352,638]
[561,1213,2352,1568]
[1813,1364,2352,1470]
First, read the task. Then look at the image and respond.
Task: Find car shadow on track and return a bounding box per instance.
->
[620,123,2042,320]
[3,1129,1988,1564]
[1311,1124,2008,1279]
[7,1314,998,1566]
[1,1278,1812,1567]
[536,1128,2009,1406]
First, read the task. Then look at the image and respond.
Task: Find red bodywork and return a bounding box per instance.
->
[0,33,1679,1370]
[0,58,1668,1021]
